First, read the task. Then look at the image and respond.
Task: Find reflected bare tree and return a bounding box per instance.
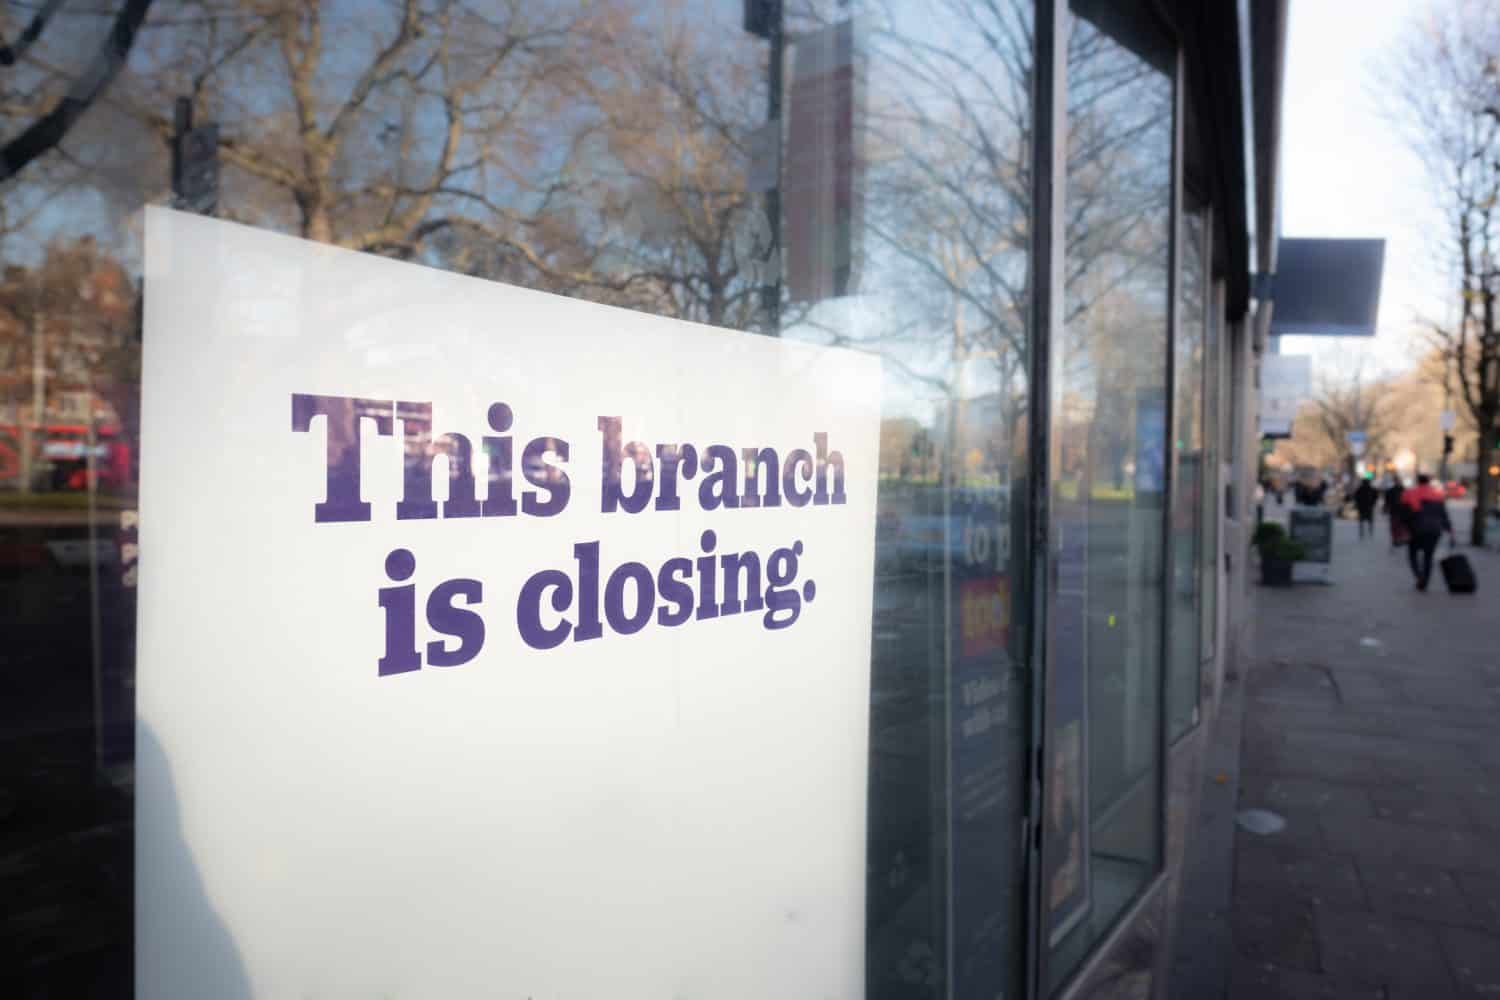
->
[1062,14,1172,495]
[0,0,154,185]
[863,0,1032,438]
[112,0,624,288]
[855,1,1171,483]
[578,4,768,328]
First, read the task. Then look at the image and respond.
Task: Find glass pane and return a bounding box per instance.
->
[1,3,1033,996]
[1201,281,1221,667]
[856,5,1034,997]
[1168,208,1206,739]
[1045,3,1174,990]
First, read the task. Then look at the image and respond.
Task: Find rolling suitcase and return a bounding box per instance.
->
[1440,552,1477,593]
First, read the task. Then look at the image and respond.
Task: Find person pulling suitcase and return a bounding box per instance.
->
[1352,475,1380,539]
[1383,475,1408,548]
[1401,474,1456,591]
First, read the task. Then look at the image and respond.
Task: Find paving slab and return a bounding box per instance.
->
[1318,810,1500,876]
[1228,956,1385,1000]
[1452,871,1500,933]
[1231,887,1321,971]
[1438,925,1500,998]
[1316,907,1455,993]
[1367,786,1472,828]
[1461,794,1500,832]
[1234,842,1366,909]
[1357,862,1474,925]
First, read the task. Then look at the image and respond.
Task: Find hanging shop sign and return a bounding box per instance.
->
[1258,354,1312,439]
[137,207,882,998]
[1270,238,1385,338]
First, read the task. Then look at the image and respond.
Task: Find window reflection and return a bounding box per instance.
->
[1200,263,1222,686]
[838,3,1035,996]
[1168,208,1206,739]
[1046,2,1173,990]
[3,1,1034,996]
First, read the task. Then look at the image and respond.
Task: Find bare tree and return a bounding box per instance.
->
[1388,347,1455,472]
[1382,0,1500,542]
[1303,369,1397,480]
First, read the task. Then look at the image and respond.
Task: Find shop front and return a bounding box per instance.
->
[0,1,1283,996]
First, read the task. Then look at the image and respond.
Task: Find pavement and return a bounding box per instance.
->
[1224,502,1500,999]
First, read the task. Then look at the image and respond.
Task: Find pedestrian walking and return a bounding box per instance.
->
[1400,474,1455,591]
[1383,475,1407,548]
[1352,475,1379,539]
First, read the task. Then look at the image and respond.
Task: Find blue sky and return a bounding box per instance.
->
[1275,0,1447,377]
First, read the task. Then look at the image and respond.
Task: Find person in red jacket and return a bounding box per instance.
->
[1401,474,1455,590]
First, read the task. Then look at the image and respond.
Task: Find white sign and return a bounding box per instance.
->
[1258,354,1312,438]
[1440,409,1456,431]
[138,208,881,997]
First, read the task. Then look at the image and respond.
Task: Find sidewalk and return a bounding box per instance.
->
[1227,504,1500,999]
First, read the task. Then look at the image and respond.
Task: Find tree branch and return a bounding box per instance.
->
[1,0,155,183]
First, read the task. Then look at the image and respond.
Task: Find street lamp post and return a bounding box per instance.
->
[1440,354,1454,484]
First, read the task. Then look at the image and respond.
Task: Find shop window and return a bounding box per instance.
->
[1201,285,1224,681]
[1044,1,1175,990]
[1167,207,1208,740]
[850,5,1036,996]
[1,2,1034,996]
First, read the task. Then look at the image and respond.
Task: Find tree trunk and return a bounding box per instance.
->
[1474,433,1493,547]
[305,206,334,244]
[295,185,334,244]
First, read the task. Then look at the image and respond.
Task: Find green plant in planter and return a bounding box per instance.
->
[1251,521,1286,550]
[1268,537,1305,562]
[1257,530,1304,586]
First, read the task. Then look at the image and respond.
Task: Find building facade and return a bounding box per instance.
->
[0,0,1284,996]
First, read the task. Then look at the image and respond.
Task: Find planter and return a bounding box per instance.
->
[1260,557,1294,587]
